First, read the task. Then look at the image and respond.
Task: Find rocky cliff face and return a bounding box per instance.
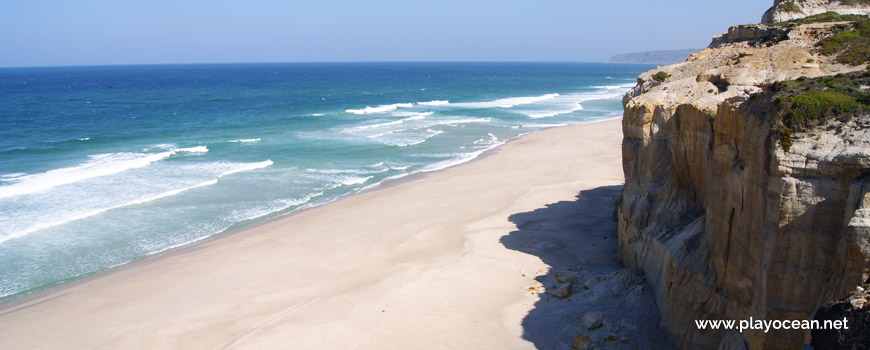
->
[617,9,870,350]
[763,0,870,23]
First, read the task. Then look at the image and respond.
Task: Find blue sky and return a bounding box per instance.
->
[0,0,771,67]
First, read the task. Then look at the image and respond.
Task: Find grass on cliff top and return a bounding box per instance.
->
[771,70,870,150]
[769,12,870,65]
[840,0,870,6]
[779,1,803,13]
[769,12,867,27]
[818,15,870,65]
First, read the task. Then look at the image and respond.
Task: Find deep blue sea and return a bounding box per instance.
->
[0,62,649,302]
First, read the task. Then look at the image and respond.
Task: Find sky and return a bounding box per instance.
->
[0,0,772,67]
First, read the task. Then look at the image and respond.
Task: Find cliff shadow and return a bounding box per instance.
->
[500,185,673,349]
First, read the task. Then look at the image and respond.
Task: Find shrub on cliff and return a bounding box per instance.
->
[779,1,803,13]
[784,90,860,126]
[770,71,870,150]
[813,14,870,65]
[652,71,669,83]
[840,0,870,6]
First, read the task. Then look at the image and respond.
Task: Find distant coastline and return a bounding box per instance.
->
[606,49,700,65]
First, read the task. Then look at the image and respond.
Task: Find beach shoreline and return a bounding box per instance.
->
[0,116,622,308]
[0,117,668,349]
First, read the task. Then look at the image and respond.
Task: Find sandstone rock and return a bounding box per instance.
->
[555,272,576,283]
[580,311,604,330]
[710,24,788,46]
[762,0,870,24]
[572,335,592,350]
[552,282,572,298]
[617,3,870,349]
[582,278,600,290]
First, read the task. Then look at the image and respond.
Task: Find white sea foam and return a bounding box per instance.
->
[0,146,209,199]
[145,191,326,256]
[420,142,504,172]
[221,192,325,224]
[527,104,584,118]
[219,159,273,177]
[346,116,487,147]
[178,146,209,153]
[472,133,499,145]
[306,167,382,175]
[345,115,428,132]
[311,113,326,117]
[0,158,273,244]
[383,129,443,147]
[0,179,219,244]
[0,173,26,181]
[228,138,261,143]
[391,111,434,117]
[451,93,559,109]
[418,100,449,106]
[521,91,624,119]
[345,103,413,115]
[339,175,372,186]
[518,123,570,128]
[150,143,176,150]
[590,83,637,90]
[77,137,90,141]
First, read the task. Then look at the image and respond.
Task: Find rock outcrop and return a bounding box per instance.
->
[617,5,870,349]
[763,0,870,23]
[811,282,870,349]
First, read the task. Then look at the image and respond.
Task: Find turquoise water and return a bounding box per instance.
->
[0,62,649,302]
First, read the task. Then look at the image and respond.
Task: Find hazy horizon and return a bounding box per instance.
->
[1,0,770,68]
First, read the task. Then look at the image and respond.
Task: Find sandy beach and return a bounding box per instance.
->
[0,118,670,349]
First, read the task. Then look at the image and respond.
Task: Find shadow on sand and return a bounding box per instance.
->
[500,185,673,350]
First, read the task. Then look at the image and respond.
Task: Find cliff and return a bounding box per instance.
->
[617,8,870,350]
[763,0,870,23]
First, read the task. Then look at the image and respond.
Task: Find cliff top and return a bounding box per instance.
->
[624,12,869,117]
[763,0,870,23]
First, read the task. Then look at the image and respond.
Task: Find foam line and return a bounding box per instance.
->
[345,103,414,115]
[228,138,261,143]
[0,146,209,199]
[0,179,219,244]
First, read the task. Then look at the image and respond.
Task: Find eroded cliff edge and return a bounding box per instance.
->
[617,11,870,350]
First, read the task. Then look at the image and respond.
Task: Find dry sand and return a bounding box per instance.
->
[0,118,671,349]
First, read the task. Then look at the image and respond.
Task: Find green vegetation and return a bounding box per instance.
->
[782,90,859,127]
[769,12,867,26]
[770,12,870,65]
[840,0,870,6]
[779,1,802,13]
[817,15,870,65]
[652,71,670,83]
[771,71,870,150]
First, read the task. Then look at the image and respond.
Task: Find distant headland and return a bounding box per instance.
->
[605,49,700,65]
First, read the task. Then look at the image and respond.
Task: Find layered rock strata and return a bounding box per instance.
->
[617,11,870,350]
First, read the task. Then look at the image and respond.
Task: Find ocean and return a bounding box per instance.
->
[0,62,649,303]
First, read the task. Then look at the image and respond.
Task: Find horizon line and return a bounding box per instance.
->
[0,60,659,70]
